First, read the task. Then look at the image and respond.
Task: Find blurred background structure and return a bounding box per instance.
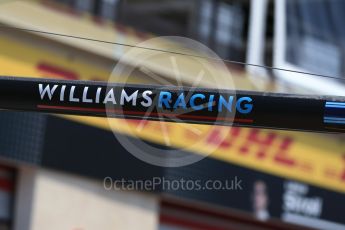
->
[0,0,344,229]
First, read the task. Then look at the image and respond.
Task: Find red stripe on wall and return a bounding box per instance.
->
[37,63,79,80]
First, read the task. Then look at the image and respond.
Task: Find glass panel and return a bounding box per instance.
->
[286,0,345,78]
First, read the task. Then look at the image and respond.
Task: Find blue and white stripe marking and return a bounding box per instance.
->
[324,102,345,124]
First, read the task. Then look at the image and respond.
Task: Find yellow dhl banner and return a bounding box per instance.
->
[0,0,153,61]
[71,117,345,195]
[1,32,345,194]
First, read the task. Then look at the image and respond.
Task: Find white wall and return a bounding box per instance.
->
[14,167,159,230]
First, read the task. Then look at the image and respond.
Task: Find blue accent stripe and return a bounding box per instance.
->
[324,102,345,117]
[325,105,345,108]
[324,120,345,124]
[326,102,345,106]
[324,117,345,121]
[324,102,345,124]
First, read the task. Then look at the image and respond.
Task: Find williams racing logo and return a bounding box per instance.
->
[37,83,254,125]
